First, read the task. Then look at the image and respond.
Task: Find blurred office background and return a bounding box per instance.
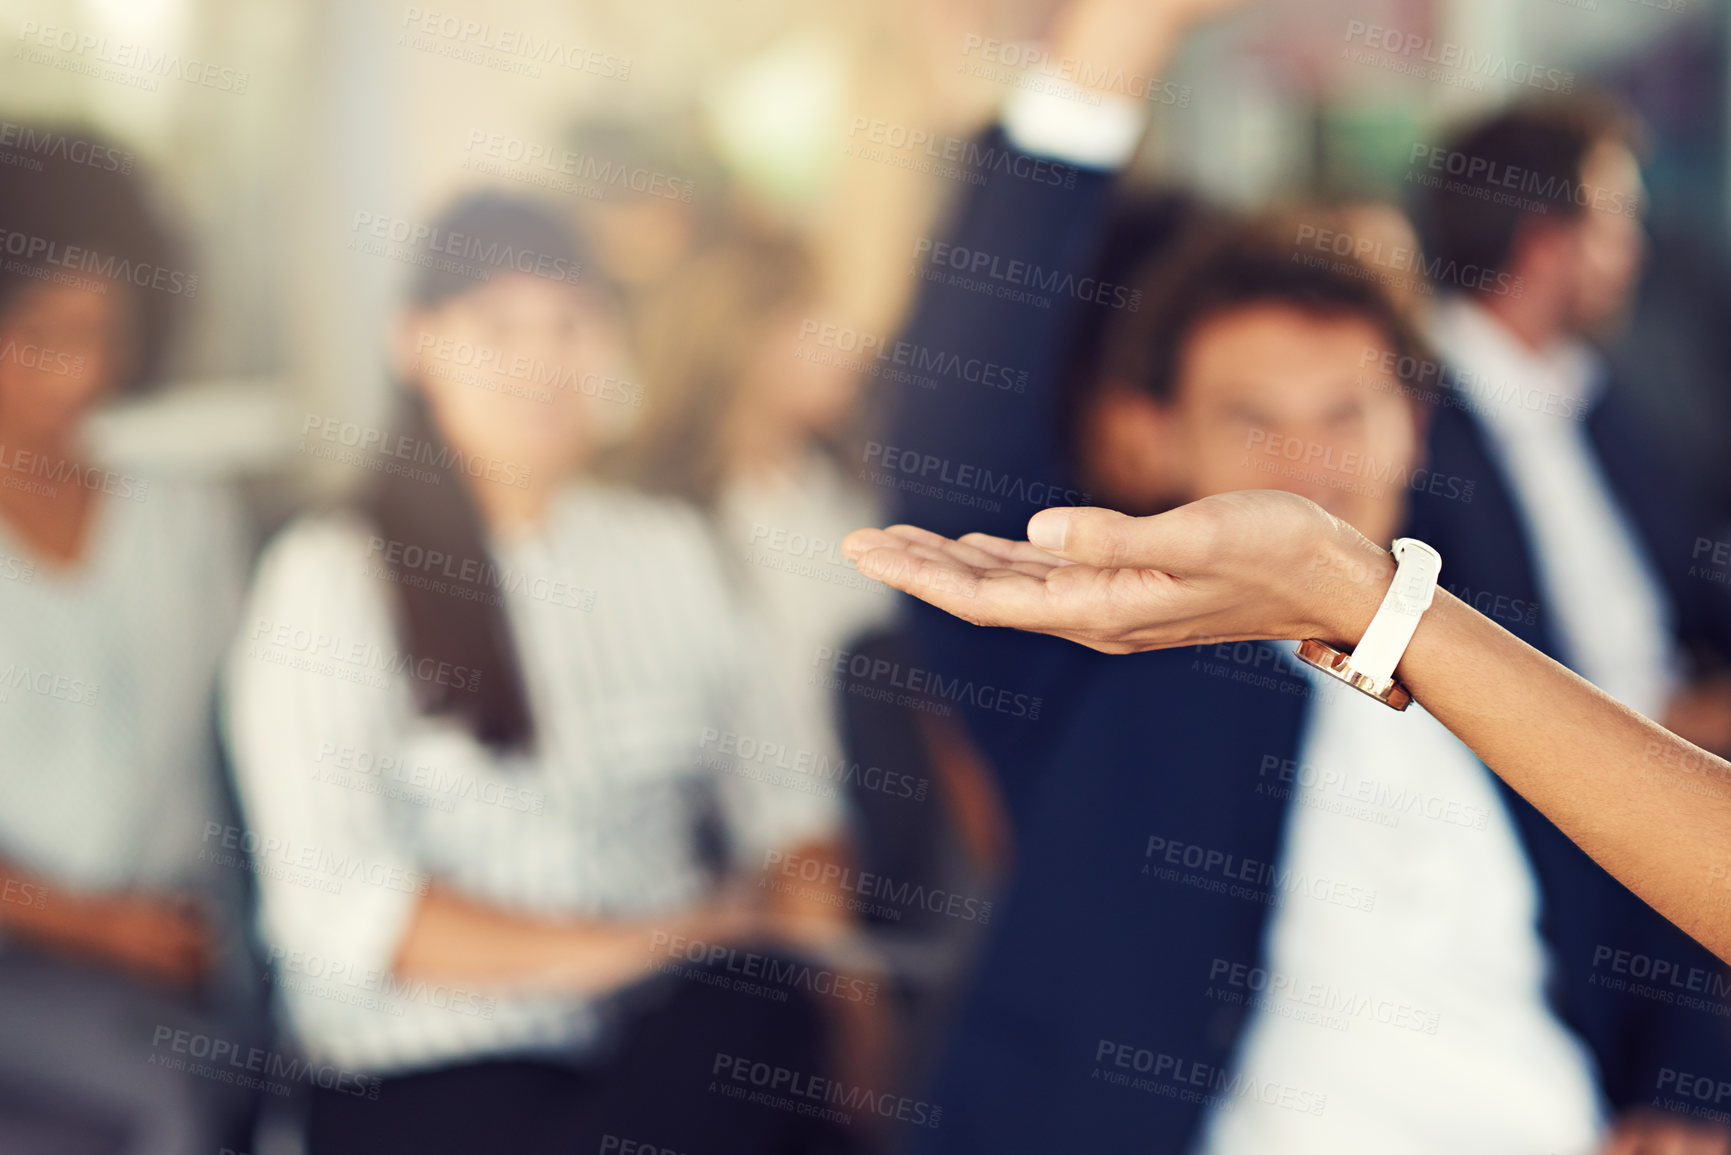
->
[2,0,1729,517]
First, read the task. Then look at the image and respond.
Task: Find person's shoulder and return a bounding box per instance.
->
[259,508,375,566]
[558,480,722,559]
[246,509,386,619]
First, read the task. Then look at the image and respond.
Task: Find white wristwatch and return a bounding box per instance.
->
[1296,537,1442,711]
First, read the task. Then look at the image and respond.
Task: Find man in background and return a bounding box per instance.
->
[1413,99,1731,757]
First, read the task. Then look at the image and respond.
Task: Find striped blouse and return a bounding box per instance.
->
[222,480,842,1073]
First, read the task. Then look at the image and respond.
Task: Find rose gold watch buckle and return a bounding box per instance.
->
[1296,639,1413,711]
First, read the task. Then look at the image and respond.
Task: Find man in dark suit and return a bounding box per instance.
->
[1409,98,1731,760]
[876,4,1731,1149]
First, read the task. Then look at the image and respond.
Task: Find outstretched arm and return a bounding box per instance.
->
[843,492,1731,964]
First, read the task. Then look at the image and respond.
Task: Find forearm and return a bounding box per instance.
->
[0,861,81,944]
[1322,557,1731,961]
[845,491,1731,961]
[392,885,697,996]
[762,839,856,942]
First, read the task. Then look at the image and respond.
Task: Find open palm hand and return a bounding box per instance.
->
[842,490,1391,655]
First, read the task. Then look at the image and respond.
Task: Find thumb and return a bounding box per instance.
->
[1026,505,1207,572]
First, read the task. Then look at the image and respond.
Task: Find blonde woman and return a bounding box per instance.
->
[620,231,895,728]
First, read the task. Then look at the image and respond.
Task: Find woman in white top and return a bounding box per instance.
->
[613,232,987,1097]
[0,128,260,1155]
[224,194,862,1155]
[615,230,895,720]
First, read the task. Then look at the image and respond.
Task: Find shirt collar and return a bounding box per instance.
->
[1428,296,1602,433]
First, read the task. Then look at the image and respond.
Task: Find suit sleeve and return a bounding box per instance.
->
[881,125,1123,541]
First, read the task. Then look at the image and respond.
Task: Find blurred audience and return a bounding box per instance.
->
[10,1,1731,1152]
[618,228,894,739]
[0,127,262,1154]
[222,193,862,1155]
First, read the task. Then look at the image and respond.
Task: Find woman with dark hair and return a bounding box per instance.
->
[224,192,859,1154]
[0,127,260,1153]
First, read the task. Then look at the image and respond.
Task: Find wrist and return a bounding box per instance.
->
[1306,533,1396,650]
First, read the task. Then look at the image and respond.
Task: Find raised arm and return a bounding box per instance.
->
[843,492,1731,964]
[884,0,1237,540]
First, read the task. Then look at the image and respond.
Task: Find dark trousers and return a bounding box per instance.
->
[307,963,861,1155]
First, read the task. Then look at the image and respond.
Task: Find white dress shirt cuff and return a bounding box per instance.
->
[1002,85,1145,170]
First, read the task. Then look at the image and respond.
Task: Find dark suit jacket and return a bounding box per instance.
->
[880,130,1731,1153]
